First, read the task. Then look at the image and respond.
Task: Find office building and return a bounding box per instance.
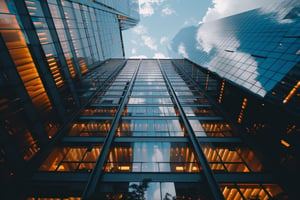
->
[0,0,299,200]
[171,0,300,113]
[0,0,139,198]
[21,58,293,200]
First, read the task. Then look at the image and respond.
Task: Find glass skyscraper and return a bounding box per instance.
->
[0,0,299,200]
[24,59,287,200]
[171,0,300,112]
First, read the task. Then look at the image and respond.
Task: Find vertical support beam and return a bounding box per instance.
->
[157,59,225,200]
[82,60,141,200]
[39,0,80,108]
[118,19,126,58]
[12,0,67,123]
[94,10,105,61]
[0,34,48,146]
[171,59,243,135]
[56,0,82,78]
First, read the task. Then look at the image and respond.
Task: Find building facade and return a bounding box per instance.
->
[0,0,299,199]
[7,59,291,199]
[0,0,139,198]
[170,2,300,198]
[171,0,300,113]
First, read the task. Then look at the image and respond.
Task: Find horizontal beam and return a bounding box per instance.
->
[61,136,242,144]
[31,172,274,184]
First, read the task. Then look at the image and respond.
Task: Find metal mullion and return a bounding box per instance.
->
[82,60,141,199]
[208,144,228,173]
[122,116,179,120]
[125,104,174,107]
[13,0,67,123]
[171,59,245,136]
[157,59,225,200]
[54,147,70,171]
[77,148,89,171]
[33,59,128,168]
[197,137,242,143]
[235,184,247,200]
[186,116,224,120]
[235,147,253,172]
[260,184,273,199]
[0,34,49,146]
[56,0,82,78]
[79,116,114,120]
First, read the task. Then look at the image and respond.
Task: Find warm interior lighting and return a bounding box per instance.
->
[1,17,52,112]
[281,140,290,148]
[176,166,184,171]
[283,81,300,104]
[237,98,247,123]
[118,166,130,171]
[218,80,225,103]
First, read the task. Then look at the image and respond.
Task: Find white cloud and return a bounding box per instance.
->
[131,48,136,54]
[196,22,225,53]
[139,0,166,17]
[154,53,169,59]
[141,35,158,51]
[132,24,148,35]
[130,55,148,59]
[160,36,168,45]
[161,6,176,16]
[201,0,284,22]
[194,0,288,97]
[183,18,198,27]
[139,0,165,4]
[140,3,154,17]
[178,43,188,58]
[131,40,137,45]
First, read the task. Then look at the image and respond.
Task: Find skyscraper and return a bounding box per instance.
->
[0,0,299,200]
[171,0,300,112]
[23,59,289,199]
[0,0,139,199]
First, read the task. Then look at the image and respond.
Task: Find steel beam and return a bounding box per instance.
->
[158,59,225,200]
[39,0,81,108]
[82,60,141,199]
[12,0,67,123]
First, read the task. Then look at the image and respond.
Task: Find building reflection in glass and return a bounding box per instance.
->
[171,0,300,97]
[116,119,187,137]
[105,142,200,173]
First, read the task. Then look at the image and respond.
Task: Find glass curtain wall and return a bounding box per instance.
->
[159,59,285,199]
[29,59,286,199]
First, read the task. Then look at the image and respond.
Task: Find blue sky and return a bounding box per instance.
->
[123,0,213,58]
[123,0,280,59]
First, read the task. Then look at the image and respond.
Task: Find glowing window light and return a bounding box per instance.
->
[218,80,225,103]
[281,140,290,148]
[118,166,130,171]
[237,98,248,123]
[283,81,300,104]
[176,166,184,171]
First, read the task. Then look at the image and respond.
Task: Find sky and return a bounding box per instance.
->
[123,0,213,59]
[123,0,283,59]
